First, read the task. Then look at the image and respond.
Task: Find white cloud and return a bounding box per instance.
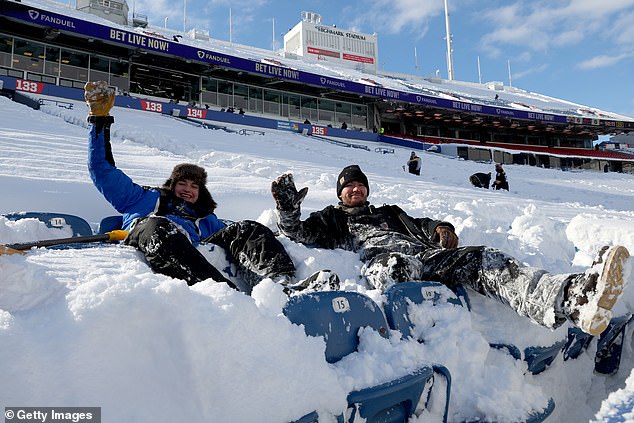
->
[478,0,634,52]
[577,53,633,70]
[512,63,548,81]
[351,0,444,36]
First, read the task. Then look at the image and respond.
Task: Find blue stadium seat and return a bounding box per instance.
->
[284,291,448,423]
[284,291,389,363]
[562,327,593,361]
[383,281,555,423]
[564,313,632,375]
[383,281,463,341]
[594,313,632,375]
[386,281,567,375]
[97,215,123,234]
[523,340,567,374]
[3,212,93,237]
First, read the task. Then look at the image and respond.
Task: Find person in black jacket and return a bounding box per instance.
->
[493,164,509,190]
[270,164,629,336]
[469,172,491,189]
[406,152,422,175]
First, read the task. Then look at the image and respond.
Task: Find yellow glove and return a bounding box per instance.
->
[84,81,115,117]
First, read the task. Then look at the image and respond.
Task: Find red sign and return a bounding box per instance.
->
[343,53,374,64]
[307,47,340,58]
[187,108,207,119]
[15,79,44,94]
[312,126,327,136]
[140,100,163,113]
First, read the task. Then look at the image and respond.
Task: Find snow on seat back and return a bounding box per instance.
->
[3,212,92,237]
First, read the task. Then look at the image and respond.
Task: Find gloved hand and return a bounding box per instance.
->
[271,173,308,211]
[434,226,459,249]
[84,81,115,117]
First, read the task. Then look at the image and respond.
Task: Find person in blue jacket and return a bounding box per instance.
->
[84,81,295,292]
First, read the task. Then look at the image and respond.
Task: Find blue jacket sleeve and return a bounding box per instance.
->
[88,124,158,225]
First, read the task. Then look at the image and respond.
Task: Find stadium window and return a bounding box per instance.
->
[89,55,110,83]
[26,73,42,82]
[0,34,13,68]
[247,86,262,112]
[201,77,218,106]
[7,69,23,78]
[318,98,334,123]
[12,39,44,73]
[301,96,318,121]
[335,102,351,125]
[217,80,233,107]
[59,49,89,82]
[43,46,60,77]
[351,104,367,127]
[109,60,129,92]
[263,89,281,115]
[287,94,301,119]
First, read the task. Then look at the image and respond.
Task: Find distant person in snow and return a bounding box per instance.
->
[84,81,295,293]
[469,172,491,189]
[271,164,629,337]
[406,151,422,175]
[493,164,509,190]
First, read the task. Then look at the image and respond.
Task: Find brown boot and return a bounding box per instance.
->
[564,246,630,336]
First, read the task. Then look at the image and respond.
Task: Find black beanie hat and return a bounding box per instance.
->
[162,163,217,214]
[337,164,369,198]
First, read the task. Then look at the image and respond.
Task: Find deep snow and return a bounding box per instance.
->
[1,96,633,422]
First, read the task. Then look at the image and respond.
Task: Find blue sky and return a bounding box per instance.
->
[60,0,634,118]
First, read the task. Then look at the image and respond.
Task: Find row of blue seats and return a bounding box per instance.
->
[285,282,558,423]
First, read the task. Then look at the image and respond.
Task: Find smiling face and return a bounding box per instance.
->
[340,180,368,207]
[173,179,200,203]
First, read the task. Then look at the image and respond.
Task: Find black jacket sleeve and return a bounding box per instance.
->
[277,205,352,250]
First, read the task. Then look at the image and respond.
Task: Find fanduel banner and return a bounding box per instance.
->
[0,2,567,123]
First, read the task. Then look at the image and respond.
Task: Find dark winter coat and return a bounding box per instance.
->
[470,172,491,189]
[493,169,509,190]
[407,156,422,175]
[277,203,452,261]
[88,124,225,242]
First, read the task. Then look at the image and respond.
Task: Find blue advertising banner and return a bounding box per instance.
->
[0,2,588,125]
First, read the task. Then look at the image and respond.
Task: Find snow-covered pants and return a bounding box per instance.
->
[124,216,236,287]
[124,216,295,292]
[363,246,571,329]
[203,219,295,291]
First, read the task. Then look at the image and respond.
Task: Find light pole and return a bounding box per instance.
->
[444,0,454,80]
[164,17,169,29]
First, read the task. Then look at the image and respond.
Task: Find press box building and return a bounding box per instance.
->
[284,12,378,74]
